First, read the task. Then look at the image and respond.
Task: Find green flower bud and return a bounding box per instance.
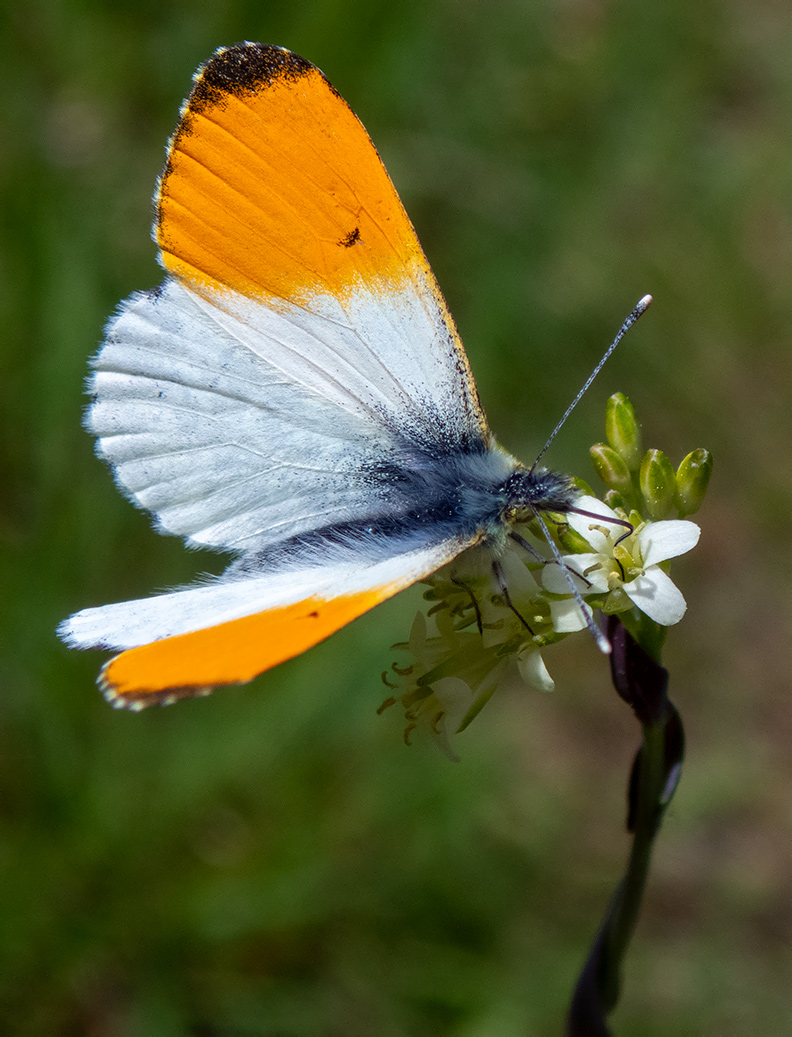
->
[639,448,676,519]
[603,489,627,512]
[570,476,596,497]
[557,522,592,554]
[676,449,713,516]
[605,393,643,470]
[590,442,633,498]
[627,509,643,529]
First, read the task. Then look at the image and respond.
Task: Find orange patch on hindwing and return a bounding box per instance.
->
[101,585,388,709]
[156,44,426,304]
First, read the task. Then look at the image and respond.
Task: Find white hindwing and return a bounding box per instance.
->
[58,533,476,651]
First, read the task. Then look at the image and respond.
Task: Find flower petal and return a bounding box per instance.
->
[566,496,619,550]
[637,520,700,567]
[624,566,687,625]
[433,677,475,725]
[408,611,428,656]
[431,677,475,761]
[517,648,555,692]
[549,597,591,633]
[542,555,609,595]
[499,547,541,596]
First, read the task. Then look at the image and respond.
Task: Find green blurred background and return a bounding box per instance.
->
[3,1,791,1033]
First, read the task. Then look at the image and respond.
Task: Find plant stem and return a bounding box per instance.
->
[600,718,667,1011]
[566,618,684,1035]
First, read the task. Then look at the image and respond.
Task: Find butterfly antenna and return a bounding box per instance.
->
[531,294,652,472]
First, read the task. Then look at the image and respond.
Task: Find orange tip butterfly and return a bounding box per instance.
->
[58,43,650,710]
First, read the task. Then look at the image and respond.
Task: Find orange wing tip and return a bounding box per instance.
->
[166,43,320,192]
[96,586,398,713]
[99,663,216,712]
[156,41,428,304]
[158,43,319,245]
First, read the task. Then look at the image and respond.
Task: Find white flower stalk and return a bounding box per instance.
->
[543,496,701,627]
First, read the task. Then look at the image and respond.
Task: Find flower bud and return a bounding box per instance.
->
[590,443,633,498]
[639,449,676,519]
[557,522,592,554]
[676,449,713,516]
[605,393,643,470]
[604,489,627,512]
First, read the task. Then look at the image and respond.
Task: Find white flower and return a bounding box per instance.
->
[381,559,559,758]
[542,495,700,626]
[430,677,475,761]
[517,645,555,692]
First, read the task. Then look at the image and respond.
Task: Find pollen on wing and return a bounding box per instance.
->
[339,226,361,248]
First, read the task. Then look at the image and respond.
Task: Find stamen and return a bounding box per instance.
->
[588,523,613,539]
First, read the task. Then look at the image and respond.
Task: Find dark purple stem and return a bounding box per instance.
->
[566,616,684,1035]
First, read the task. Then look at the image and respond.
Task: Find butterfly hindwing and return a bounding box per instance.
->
[59,533,477,708]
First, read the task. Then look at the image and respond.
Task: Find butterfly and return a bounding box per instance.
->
[58,43,647,710]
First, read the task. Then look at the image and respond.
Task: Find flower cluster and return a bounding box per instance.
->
[379,394,711,758]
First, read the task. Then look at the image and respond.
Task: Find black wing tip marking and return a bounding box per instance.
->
[189,43,316,114]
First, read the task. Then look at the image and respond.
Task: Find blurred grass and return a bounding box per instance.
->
[2,0,792,1033]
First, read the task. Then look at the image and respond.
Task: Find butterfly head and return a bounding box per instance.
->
[500,466,580,523]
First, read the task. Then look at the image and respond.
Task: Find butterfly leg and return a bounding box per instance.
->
[450,574,484,634]
[491,559,535,635]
